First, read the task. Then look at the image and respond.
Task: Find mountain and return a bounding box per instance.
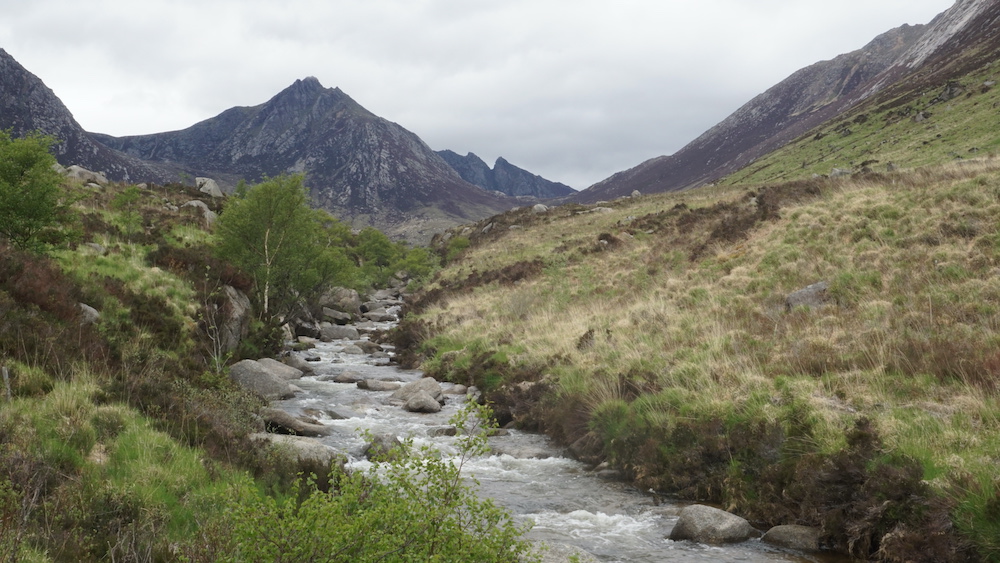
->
[572,0,997,203]
[92,78,514,241]
[436,150,575,198]
[0,48,174,183]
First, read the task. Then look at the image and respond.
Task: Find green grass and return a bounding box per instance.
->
[723,65,1000,186]
[406,159,1000,560]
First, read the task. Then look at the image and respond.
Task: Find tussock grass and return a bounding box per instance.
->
[408,159,1000,559]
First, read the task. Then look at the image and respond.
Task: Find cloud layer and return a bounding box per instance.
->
[1,0,952,188]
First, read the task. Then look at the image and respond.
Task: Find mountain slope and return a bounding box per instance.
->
[723,0,1000,185]
[573,0,997,203]
[0,48,175,183]
[94,78,514,241]
[436,150,575,198]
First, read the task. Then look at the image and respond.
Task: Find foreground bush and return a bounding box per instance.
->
[185,404,536,563]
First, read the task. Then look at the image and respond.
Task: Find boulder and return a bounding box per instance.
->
[363,308,396,322]
[356,340,383,354]
[196,177,224,198]
[203,210,218,226]
[405,391,443,413]
[761,525,821,552]
[281,354,315,374]
[668,504,761,544]
[390,377,444,404]
[319,287,362,316]
[830,167,852,178]
[444,384,468,395]
[218,286,251,353]
[292,318,322,339]
[331,370,365,383]
[371,288,401,301]
[341,345,365,355]
[250,433,342,467]
[322,307,353,325]
[65,165,108,185]
[228,359,297,400]
[79,303,100,325]
[357,379,401,392]
[257,358,303,380]
[532,204,549,214]
[364,433,403,461]
[785,281,832,311]
[261,408,331,437]
[320,324,360,341]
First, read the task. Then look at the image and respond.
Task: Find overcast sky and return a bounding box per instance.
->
[1,0,953,189]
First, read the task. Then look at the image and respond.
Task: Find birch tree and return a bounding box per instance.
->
[214,174,319,322]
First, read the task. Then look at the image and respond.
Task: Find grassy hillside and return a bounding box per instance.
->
[0,171,531,561]
[723,61,1000,186]
[398,159,1000,561]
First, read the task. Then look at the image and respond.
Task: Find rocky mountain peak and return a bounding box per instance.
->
[436,150,574,199]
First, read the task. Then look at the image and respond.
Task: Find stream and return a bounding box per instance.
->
[271,314,834,562]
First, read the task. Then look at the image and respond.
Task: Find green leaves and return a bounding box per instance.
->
[214,174,320,320]
[209,403,535,563]
[0,130,66,250]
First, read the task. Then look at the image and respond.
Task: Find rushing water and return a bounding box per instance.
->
[272,336,833,563]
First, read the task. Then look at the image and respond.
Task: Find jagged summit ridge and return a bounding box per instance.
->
[436,149,575,199]
[94,76,511,240]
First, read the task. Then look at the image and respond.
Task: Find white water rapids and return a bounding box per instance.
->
[271,333,835,562]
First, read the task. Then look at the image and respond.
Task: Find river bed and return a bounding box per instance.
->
[270,334,838,563]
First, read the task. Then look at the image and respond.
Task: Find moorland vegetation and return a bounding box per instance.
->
[0,132,532,562]
[399,158,1000,562]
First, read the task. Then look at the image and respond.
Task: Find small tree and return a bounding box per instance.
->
[214,174,320,322]
[0,131,65,250]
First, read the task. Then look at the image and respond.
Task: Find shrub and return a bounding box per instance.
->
[187,404,536,562]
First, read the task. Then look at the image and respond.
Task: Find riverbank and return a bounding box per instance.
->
[391,161,1000,562]
[261,296,836,562]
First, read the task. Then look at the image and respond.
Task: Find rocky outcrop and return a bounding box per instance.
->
[437,150,575,198]
[668,505,761,544]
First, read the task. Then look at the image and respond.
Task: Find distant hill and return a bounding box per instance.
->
[436,150,575,198]
[573,0,999,202]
